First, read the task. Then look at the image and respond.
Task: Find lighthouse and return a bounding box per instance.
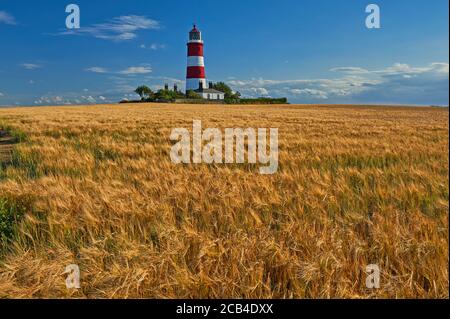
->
[186,25,207,92]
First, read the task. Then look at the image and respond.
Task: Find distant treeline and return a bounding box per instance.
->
[231,97,288,105]
[121,82,288,105]
[120,97,288,105]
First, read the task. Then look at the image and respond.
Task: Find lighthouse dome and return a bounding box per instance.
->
[190,24,200,33]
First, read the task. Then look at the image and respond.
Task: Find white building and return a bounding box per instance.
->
[194,82,225,100]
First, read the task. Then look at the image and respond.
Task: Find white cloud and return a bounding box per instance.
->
[150,43,166,50]
[87,65,153,76]
[291,88,329,99]
[229,76,378,100]
[0,11,16,25]
[21,63,42,70]
[332,63,449,77]
[330,67,370,74]
[85,67,108,73]
[374,62,449,76]
[430,63,450,74]
[250,87,269,96]
[34,95,66,105]
[31,91,114,106]
[0,92,4,97]
[227,62,449,105]
[59,15,160,42]
[119,66,152,75]
[140,43,166,50]
[85,96,96,103]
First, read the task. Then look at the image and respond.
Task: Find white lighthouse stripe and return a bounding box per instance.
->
[187,56,204,67]
[186,78,207,91]
[188,40,203,44]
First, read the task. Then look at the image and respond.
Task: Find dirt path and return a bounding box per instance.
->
[0,130,17,164]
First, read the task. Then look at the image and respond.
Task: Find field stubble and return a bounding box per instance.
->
[0,103,448,298]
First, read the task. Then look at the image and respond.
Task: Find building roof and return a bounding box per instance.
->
[195,88,225,94]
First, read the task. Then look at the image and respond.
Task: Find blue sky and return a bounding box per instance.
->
[0,0,448,106]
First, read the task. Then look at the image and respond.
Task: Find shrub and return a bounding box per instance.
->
[186,90,202,99]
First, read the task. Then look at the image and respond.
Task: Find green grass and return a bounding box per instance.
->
[1,120,42,180]
[10,149,41,179]
[0,197,28,253]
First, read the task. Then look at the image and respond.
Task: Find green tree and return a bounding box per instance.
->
[155,89,178,102]
[185,90,202,99]
[212,82,241,103]
[212,82,233,97]
[134,85,153,101]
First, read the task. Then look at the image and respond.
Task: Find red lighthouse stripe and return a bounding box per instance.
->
[186,66,205,79]
[187,43,204,57]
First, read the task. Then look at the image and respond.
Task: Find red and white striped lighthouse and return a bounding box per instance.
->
[186,24,207,91]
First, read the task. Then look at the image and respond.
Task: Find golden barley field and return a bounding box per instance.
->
[0,103,448,299]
